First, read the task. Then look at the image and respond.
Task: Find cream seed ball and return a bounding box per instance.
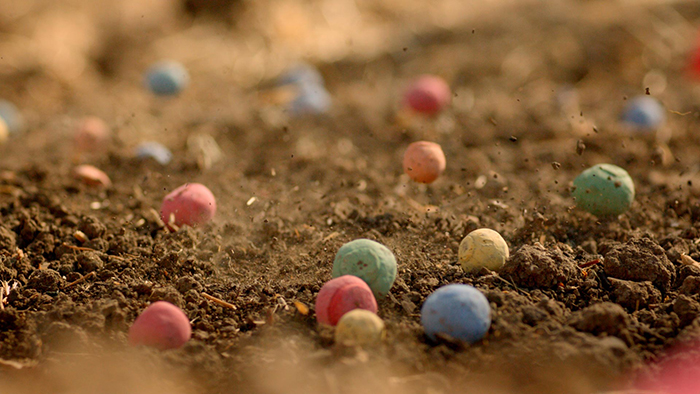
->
[335,309,385,347]
[403,141,446,184]
[459,228,509,272]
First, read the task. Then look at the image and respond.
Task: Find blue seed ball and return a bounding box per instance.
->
[0,100,24,134]
[622,96,665,131]
[144,61,189,96]
[421,284,491,343]
[289,84,331,115]
[278,63,325,87]
[135,142,173,165]
[572,163,635,217]
[332,239,397,297]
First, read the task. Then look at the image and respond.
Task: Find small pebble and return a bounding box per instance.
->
[572,164,635,217]
[332,239,397,297]
[73,165,111,188]
[160,183,216,229]
[403,75,451,116]
[622,96,665,131]
[135,141,172,165]
[335,309,385,346]
[144,61,190,96]
[421,284,491,343]
[316,275,378,326]
[403,141,446,184]
[128,301,191,350]
[74,117,110,152]
[0,100,24,134]
[459,228,509,272]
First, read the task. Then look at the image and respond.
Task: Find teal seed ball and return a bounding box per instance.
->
[332,239,397,297]
[572,164,635,217]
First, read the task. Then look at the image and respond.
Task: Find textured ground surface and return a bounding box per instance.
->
[1,1,700,393]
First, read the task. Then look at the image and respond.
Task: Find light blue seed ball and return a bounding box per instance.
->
[278,63,325,87]
[144,61,189,96]
[289,84,331,115]
[0,100,24,134]
[622,96,665,131]
[135,142,172,165]
[421,284,491,343]
[572,163,635,217]
[332,239,397,297]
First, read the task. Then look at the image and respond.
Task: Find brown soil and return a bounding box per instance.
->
[1,1,700,393]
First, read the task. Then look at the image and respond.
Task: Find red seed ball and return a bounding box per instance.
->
[160,183,216,229]
[73,165,111,188]
[315,275,378,326]
[74,116,110,152]
[128,301,191,350]
[403,75,451,116]
[402,141,446,184]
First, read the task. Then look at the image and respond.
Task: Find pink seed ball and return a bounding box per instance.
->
[73,165,111,188]
[160,183,216,229]
[403,75,451,116]
[402,141,446,184]
[128,301,191,350]
[74,116,110,152]
[315,275,378,326]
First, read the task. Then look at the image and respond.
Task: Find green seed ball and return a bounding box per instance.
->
[332,239,397,297]
[459,228,509,272]
[572,164,635,217]
[335,309,385,346]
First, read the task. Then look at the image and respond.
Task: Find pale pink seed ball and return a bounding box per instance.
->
[128,301,191,350]
[315,275,378,326]
[74,116,110,152]
[160,183,216,229]
[73,165,112,187]
[403,75,451,116]
[402,141,446,184]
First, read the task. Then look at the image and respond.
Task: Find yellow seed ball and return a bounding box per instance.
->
[0,118,8,146]
[335,309,385,347]
[459,228,509,272]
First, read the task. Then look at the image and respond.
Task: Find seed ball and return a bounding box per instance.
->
[135,141,172,165]
[278,63,325,87]
[572,163,635,217]
[332,239,397,297]
[0,100,24,134]
[0,118,9,145]
[421,284,491,343]
[403,141,446,184]
[74,116,110,152]
[335,309,385,346]
[289,83,331,115]
[315,275,378,326]
[622,96,665,131]
[459,228,509,272]
[160,183,216,229]
[73,165,111,188]
[403,75,451,116]
[128,301,191,350]
[144,61,189,96]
